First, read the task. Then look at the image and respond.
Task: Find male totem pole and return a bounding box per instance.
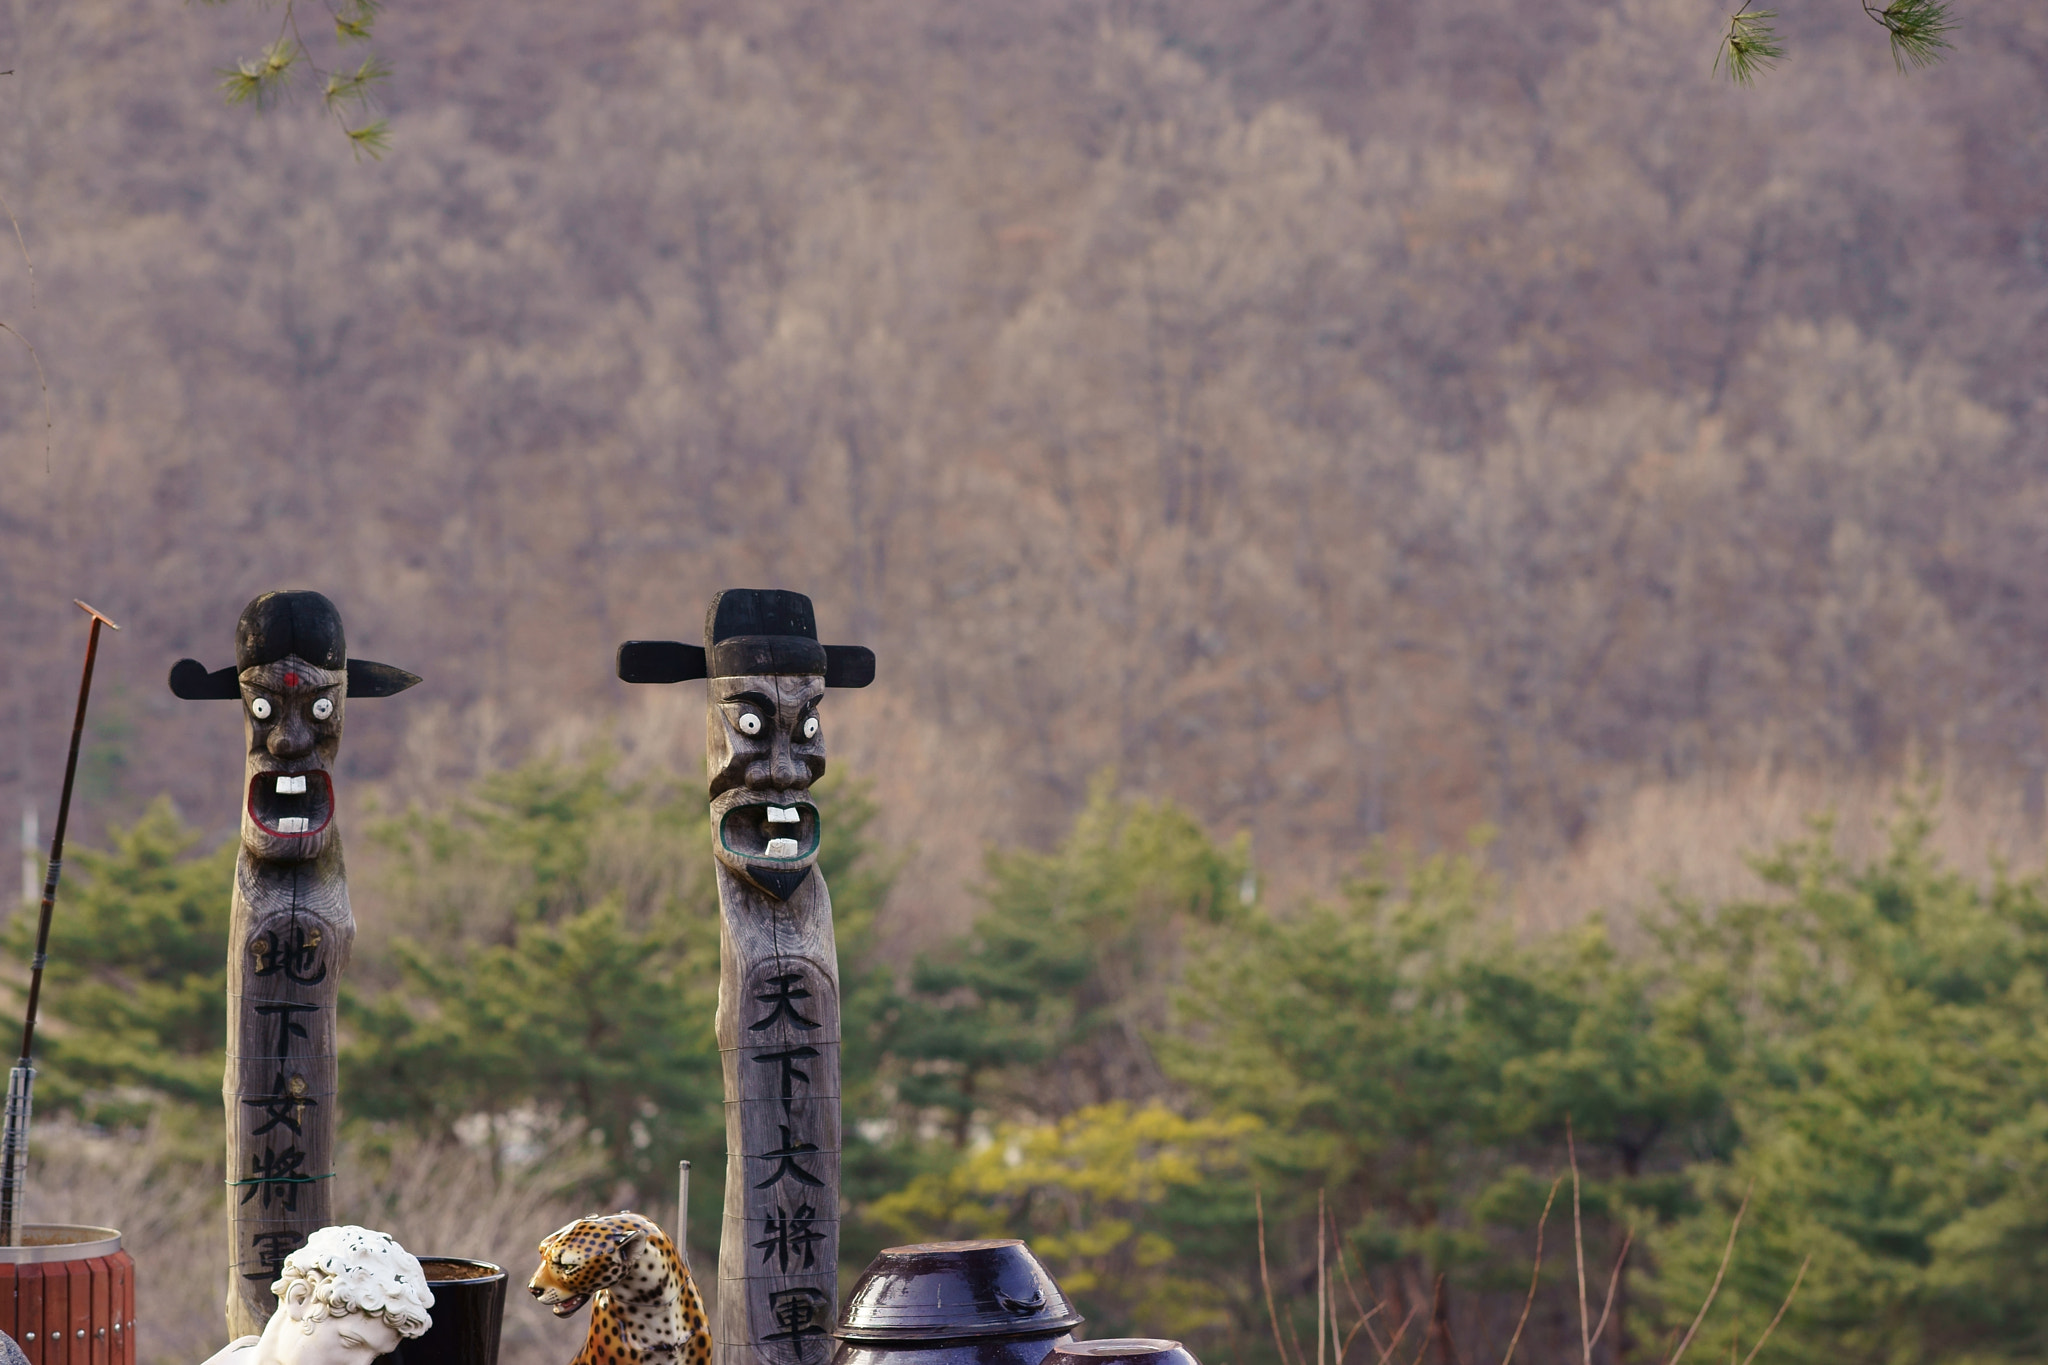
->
[619,589,875,1365]
[170,590,420,1336]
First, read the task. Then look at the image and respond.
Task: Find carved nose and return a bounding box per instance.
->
[528,1283,545,1298]
[267,713,315,758]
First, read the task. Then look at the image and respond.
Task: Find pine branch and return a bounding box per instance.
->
[1716,1,1957,84]
[1715,9,1785,86]
[203,0,395,155]
[334,0,381,45]
[345,120,392,162]
[1866,0,1955,70]
[323,55,390,110]
[218,38,302,108]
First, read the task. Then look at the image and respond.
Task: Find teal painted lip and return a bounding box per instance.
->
[719,801,821,862]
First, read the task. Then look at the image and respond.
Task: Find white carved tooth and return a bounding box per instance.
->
[276,817,310,834]
[764,837,799,859]
[276,775,306,795]
[766,806,800,823]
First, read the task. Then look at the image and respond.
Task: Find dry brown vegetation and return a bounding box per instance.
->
[4,0,2048,929]
[32,1121,624,1365]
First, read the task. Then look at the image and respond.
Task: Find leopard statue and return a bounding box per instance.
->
[529,1211,711,1365]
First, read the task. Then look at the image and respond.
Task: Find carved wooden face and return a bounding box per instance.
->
[706,673,827,892]
[240,656,345,862]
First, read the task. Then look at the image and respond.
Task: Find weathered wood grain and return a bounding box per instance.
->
[714,862,842,1365]
[221,652,355,1340]
[223,851,354,1337]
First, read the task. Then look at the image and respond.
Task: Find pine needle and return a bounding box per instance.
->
[1715,9,1784,85]
[324,56,390,110]
[219,38,301,108]
[1866,0,1955,71]
[335,0,381,44]
[345,119,392,162]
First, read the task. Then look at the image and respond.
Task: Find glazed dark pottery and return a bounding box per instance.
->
[376,1257,506,1365]
[835,1239,1083,1365]
[835,1333,1081,1365]
[1049,1339,1200,1365]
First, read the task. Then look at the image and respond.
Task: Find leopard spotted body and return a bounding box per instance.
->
[529,1212,711,1365]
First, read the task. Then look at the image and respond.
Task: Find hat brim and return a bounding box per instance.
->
[167,658,420,699]
[616,640,874,687]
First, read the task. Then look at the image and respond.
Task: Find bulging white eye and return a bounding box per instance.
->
[249,697,273,721]
[311,697,334,720]
[801,716,819,740]
[737,711,763,736]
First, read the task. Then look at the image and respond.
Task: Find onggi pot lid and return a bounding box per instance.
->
[838,1239,1084,1342]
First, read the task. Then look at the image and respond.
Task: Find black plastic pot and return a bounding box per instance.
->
[376,1257,505,1365]
[835,1239,1082,1365]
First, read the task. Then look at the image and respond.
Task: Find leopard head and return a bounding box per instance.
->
[528,1214,647,1318]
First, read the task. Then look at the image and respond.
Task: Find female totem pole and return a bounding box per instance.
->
[170,590,420,1336]
[619,589,875,1365]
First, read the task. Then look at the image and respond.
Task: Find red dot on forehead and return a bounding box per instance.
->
[284,672,299,687]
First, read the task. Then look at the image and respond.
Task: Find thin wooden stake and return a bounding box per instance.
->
[1499,1177,1562,1365]
[1736,1256,1810,1365]
[1376,1303,1421,1365]
[1406,1278,1441,1365]
[1318,1189,1328,1365]
[1258,1185,1294,1365]
[1570,1120,1591,1365]
[1665,1182,1754,1365]
[1335,1236,1388,1359]
[1588,1226,1636,1350]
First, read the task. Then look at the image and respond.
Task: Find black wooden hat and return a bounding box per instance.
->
[617,588,875,686]
[168,590,422,700]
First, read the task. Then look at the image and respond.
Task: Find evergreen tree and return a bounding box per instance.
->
[344,755,901,1243]
[1,800,234,1128]
[1647,796,2048,1364]
[888,774,1248,1138]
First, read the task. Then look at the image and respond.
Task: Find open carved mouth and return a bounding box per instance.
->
[247,770,334,838]
[548,1293,590,1318]
[719,801,820,862]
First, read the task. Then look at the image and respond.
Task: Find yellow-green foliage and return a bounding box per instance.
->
[869,1103,1257,1335]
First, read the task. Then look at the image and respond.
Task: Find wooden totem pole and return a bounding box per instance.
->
[619,590,875,1365]
[170,591,420,1336]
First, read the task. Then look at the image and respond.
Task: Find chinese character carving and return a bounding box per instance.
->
[617,590,872,1365]
[755,1205,825,1273]
[171,590,419,1337]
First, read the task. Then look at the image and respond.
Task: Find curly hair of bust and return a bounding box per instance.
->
[275,1226,435,1338]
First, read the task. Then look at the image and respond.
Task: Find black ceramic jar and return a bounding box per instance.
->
[1048,1340,1201,1365]
[834,1239,1084,1365]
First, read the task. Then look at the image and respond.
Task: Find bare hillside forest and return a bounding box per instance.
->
[5,0,2048,928]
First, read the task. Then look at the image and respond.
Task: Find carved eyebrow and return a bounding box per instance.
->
[720,691,777,711]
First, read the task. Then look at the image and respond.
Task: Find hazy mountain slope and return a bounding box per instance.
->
[1,0,2044,930]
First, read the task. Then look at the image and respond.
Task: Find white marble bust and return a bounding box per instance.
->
[203,1226,434,1365]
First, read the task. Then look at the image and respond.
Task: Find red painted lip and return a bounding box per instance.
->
[247,770,334,838]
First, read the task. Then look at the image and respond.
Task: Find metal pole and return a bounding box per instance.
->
[677,1159,691,1268]
[0,600,118,1244]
